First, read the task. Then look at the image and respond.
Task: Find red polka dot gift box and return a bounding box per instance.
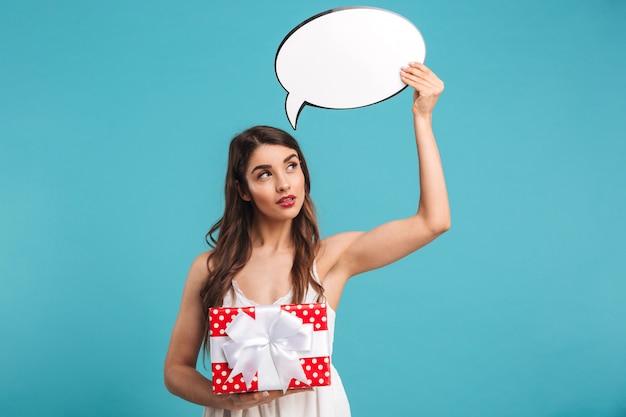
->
[209,303,331,394]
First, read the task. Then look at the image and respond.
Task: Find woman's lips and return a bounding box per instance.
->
[277,195,296,207]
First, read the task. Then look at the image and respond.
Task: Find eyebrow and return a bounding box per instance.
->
[250,153,298,174]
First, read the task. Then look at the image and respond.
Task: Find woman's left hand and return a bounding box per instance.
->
[400,62,444,117]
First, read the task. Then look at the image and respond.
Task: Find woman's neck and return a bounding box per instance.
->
[249,219,294,254]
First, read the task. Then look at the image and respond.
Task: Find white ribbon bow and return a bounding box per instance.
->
[222,306,313,393]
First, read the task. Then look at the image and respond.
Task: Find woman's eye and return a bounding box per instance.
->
[258,171,271,179]
[287,162,298,171]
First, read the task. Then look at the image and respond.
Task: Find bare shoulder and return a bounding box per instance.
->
[185,250,212,289]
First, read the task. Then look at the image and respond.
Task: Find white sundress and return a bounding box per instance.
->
[202,266,351,417]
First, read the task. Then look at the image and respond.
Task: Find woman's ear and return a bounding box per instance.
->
[235,180,251,202]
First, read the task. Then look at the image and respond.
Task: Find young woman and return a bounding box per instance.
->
[164,62,449,417]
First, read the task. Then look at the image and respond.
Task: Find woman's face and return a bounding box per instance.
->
[240,144,306,222]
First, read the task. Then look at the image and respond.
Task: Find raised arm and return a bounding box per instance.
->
[319,63,450,307]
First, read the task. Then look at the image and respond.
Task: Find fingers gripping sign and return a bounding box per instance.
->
[400,62,445,116]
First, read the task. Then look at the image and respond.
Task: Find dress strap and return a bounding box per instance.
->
[305,260,326,303]
[312,260,321,284]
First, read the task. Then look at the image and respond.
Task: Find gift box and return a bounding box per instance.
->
[209,303,331,394]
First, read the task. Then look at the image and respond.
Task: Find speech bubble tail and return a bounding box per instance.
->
[285,93,305,130]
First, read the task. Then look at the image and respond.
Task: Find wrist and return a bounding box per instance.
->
[220,394,237,411]
[413,111,433,125]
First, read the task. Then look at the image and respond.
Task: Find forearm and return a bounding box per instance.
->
[413,113,450,233]
[165,364,225,408]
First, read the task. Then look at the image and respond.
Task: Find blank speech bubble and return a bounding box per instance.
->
[275,6,426,129]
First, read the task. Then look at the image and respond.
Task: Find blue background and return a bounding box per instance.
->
[1,1,625,416]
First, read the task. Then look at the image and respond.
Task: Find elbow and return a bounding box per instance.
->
[426,215,451,237]
[164,368,174,394]
[439,215,452,234]
[164,365,180,396]
[432,221,451,236]
[417,204,451,237]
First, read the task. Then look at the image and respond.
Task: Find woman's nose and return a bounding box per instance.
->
[276,178,291,193]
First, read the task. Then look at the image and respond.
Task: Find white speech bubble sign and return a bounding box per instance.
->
[275,6,426,129]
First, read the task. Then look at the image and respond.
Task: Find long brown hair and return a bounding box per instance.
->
[200,126,323,350]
